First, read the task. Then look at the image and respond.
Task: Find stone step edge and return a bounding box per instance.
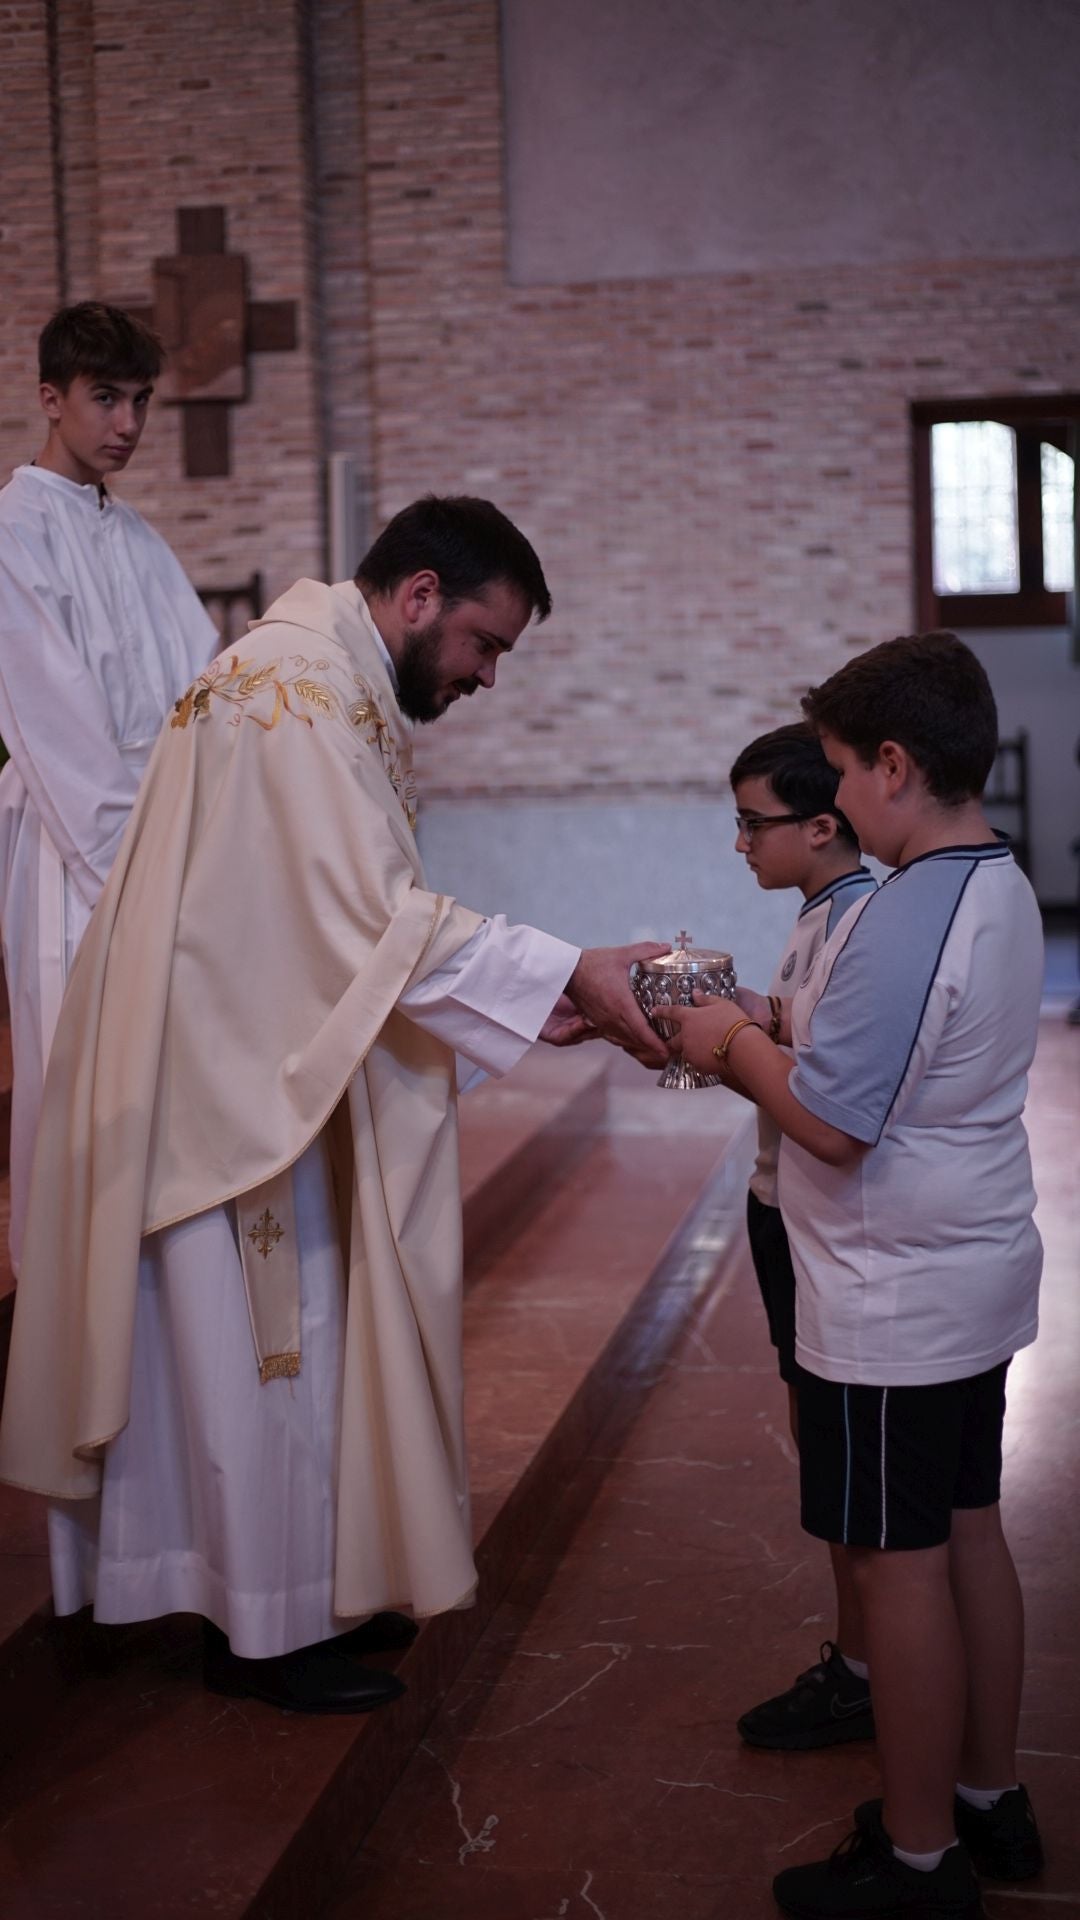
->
[0,1292,10,1404]
[249,1120,755,1920]
[462,1048,610,1288]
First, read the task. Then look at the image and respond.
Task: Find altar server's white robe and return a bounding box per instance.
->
[0,464,216,1273]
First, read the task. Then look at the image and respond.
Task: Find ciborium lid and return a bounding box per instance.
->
[637,930,734,977]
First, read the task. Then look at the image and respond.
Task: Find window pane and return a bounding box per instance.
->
[1041,441,1075,593]
[931,421,1019,595]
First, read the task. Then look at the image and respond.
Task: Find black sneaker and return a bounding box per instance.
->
[953,1785,1044,1881]
[738,1641,874,1750]
[773,1800,983,1918]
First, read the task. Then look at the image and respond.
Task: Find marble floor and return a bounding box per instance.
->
[326,1014,1080,1920]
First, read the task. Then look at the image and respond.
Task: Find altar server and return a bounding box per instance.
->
[0,302,217,1273]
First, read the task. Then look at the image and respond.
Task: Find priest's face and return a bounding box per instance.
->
[39,373,153,487]
[396,579,531,724]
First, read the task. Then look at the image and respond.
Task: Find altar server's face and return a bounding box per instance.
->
[39,373,152,486]
[397,575,531,724]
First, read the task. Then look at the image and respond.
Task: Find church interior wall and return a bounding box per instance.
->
[365,0,1079,942]
[500,0,1080,285]
[2,0,1077,952]
[964,627,1080,907]
[1,5,60,463]
[306,0,377,562]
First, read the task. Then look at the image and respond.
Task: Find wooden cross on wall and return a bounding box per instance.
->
[127,206,298,478]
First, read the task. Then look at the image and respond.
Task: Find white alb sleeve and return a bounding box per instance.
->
[0,539,143,905]
[399,914,579,1078]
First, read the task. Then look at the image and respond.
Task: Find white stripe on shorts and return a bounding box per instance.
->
[879,1387,889,1548]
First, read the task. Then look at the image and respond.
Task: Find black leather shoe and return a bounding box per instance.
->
[333,1610,418,1655]
[202,1623,406,1714]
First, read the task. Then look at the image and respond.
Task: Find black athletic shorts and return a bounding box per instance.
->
[796,1360,1010,1551]
[746,1190,799,1384]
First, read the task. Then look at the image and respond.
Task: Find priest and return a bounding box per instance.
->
[0,494,667,1713]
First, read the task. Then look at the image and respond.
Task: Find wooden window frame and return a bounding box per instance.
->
[912,395,1080,630]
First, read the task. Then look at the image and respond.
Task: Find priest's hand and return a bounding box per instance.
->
[539,994,599,1047]
[566,944,671,1068]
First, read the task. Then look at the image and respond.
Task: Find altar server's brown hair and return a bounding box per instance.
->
[39,303,164,392]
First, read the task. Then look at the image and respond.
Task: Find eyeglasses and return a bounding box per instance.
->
[734,811,812,838]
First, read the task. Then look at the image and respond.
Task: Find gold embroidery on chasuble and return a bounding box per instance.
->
[259,1352,301,1383]
[350,677,418,831]
[170,653,339,733]
[247,1208,285,1259]
[171,656,418,831]
[236,1176,302,1385]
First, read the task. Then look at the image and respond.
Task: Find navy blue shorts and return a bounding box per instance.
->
[796,1361,1010,1551]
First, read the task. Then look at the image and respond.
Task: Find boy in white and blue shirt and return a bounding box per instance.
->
[667,634,1044,1920]
[728,723,877,1753]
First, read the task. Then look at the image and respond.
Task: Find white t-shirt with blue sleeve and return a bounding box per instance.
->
[778,843,1043,1386]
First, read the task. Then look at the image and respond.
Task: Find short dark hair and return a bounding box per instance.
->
[356,494,552,623]
[729,720,860,849]
[802,632,998,804]
[38,302,164,390]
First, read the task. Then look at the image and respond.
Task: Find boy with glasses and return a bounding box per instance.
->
[729,723,876,1752]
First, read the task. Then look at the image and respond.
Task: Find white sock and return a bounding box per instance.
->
[838,1650,869,1681]
[893,1840,959,1873]
[956,1781,1016,1811]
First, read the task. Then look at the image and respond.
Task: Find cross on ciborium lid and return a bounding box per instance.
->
[639,931,734,975]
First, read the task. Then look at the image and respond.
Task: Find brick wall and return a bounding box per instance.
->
[308,0,374,470]
[0,0,330,606]
[360,0,1080,799]
[3,0,1078,800]
[53,0,100,302]
[0,5,61,455]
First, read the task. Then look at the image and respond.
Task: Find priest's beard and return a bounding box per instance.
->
[396,613,478,724]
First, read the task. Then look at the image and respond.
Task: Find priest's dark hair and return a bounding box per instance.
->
[729,720,859,849]
[39,303,165,391]
[356,495,552,622]
[802,631,998,804]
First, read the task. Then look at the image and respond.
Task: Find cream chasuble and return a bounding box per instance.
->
[0,579,510,1628]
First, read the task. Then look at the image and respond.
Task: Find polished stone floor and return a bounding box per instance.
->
[327,1015,1080,1920]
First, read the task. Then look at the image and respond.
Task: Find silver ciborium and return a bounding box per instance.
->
[630,930,737,1091]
